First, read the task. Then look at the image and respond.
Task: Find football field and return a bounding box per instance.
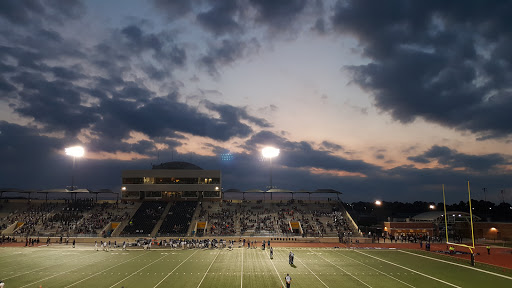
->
[1,246,511,287]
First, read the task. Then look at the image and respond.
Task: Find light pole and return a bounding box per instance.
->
[65,146,84,191]
[262,146,279,199]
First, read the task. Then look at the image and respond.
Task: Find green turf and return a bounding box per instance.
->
[0,246,511,288]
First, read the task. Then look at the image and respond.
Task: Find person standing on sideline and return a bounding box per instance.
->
[72,239,75,248]
[270,247,273,259]
[487,245,491,255]
[285,273,292,288]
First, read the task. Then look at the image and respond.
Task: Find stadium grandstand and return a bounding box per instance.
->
[1,162,511,247]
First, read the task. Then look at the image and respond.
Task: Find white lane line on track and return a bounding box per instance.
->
[65,252,149,287]
[310,249,371,288]
[399,250,512,280]
[197,249,221,288]
[355,250,461,288]
[332,250,415,288]
[153,249,199,288]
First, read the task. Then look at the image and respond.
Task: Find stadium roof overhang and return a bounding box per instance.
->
[1,188,116,202]
[223,188,342,200]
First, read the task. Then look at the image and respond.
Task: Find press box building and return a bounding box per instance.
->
[121,161,221,200]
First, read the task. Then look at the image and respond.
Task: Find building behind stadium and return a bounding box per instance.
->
[121,161,221,201]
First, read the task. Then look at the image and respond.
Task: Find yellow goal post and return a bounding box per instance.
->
[442,182,475,254]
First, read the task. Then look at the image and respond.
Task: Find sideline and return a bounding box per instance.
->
[355,250,461,288]
[153,249,199,288]
[399,250,512,280]
[310,249,371,288]
[332,249,415,288]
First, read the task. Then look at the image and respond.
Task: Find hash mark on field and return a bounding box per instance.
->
[310,249,372,288]
[355,250,461,288]
[399,250,512,281]
[65,252,148,288]
[197,250,221,288]
[153,250,199,288]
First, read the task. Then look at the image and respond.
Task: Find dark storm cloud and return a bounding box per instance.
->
[197,0,242,36]
[408,145,509,172]
[332,0,512,139]
[245,131,380,175]
[0,0,85,26]
[9,72,100,135]
[320,141,343,152]
[152,0,193,20]
[199,38,256,77]
[249,0,307,30]
[91,92,268,143]
[0,75,16,92]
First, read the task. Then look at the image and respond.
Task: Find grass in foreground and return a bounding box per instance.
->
[0,245,511,288]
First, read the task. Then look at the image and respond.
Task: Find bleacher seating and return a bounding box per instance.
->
[158,201,197,236]
[121,201,166,236]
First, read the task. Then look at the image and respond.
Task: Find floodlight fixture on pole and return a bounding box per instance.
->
[375,200,382,206]
[262,146,279,199]
[65,146,85,191]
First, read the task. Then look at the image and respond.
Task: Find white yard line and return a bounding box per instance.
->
[267,249,285,287]
[153,249,199,288]
[240,248,243,288]
[309,249,371,288]
[65,251,149,287]
[295,254,330,288]
[355,250,461,288]
[19,253,107,288]
[109,253,170,288]
[399,250,512,281]
[332,250,415,288]
[197,249,221,288]
[4,252,99,280]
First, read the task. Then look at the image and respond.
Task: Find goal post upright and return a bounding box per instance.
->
[442,184,449,243]
[442,182,476,255]
[467,181,475,249]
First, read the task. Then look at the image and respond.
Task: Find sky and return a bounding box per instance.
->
[1,0,512,203]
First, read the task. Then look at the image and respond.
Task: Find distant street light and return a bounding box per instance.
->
[262,146,279,199]
[375,200,382,206]
[65,146,85,191]
[429,204,435,210]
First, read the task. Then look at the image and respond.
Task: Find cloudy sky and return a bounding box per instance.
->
[1,0,511,203]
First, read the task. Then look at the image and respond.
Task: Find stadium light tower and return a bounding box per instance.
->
[65,146,85,191]
[262,146,279,198]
